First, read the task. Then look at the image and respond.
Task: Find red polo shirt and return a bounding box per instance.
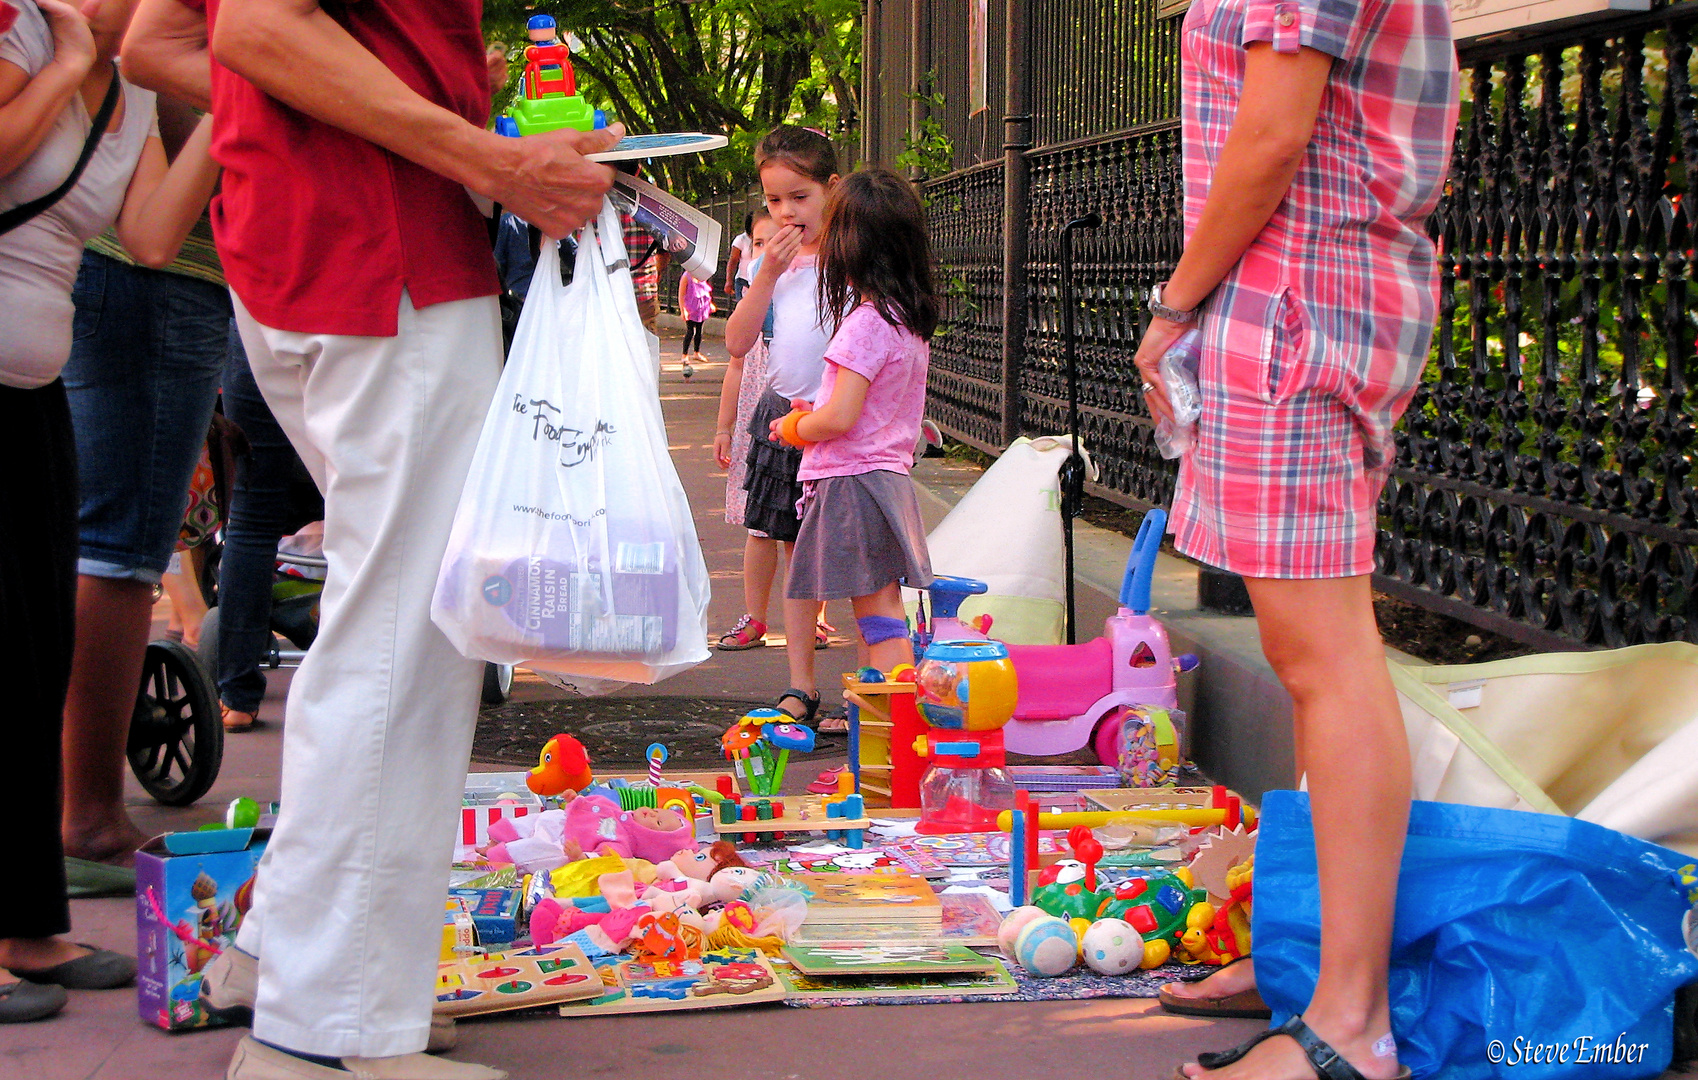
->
[181,0,498,335]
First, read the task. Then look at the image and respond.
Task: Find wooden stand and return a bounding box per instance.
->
[843,678,925,808]
[712,794,870,848]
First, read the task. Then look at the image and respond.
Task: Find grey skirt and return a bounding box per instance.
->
[787,470,934,601]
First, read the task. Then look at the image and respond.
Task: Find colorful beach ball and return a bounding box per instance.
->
[1014,916,1078,978]
[1082,918,1144,975]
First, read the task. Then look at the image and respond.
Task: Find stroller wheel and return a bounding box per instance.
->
[128,640,224,807]
[482,662,515,705]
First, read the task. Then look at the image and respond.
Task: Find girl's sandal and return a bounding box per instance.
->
[774,688,821,724]
[716,615,768,651]
[1157,953,1270,1019]
[221,705,257,733]
[816,707,850,734]
[1174,1014,1411,1080]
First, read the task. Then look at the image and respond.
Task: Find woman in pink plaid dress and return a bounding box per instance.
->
[1136,1,1458,1077]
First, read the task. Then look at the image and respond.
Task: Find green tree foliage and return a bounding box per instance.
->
[483,0,860,195]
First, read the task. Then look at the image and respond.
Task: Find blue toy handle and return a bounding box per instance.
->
[1119,508,1168,613]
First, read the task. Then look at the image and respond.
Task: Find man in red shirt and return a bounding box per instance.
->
[123,3,620,1078]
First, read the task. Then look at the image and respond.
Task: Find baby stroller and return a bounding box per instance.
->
[195,533,515,709]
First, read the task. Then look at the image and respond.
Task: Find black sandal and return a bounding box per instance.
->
[774,687,820,724]
[1176,1015,1410,1080]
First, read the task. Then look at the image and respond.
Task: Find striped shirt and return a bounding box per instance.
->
[86,212,223,287]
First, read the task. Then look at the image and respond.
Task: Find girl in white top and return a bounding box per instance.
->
[0,0,219,1022]
[723,125,840,728]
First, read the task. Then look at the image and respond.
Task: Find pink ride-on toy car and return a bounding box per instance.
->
[918,509,1195,765]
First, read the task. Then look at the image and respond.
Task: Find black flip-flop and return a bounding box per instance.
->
[1157,954,1271,1019]
[774,687,821,724]
[1175,1014,1411,1080]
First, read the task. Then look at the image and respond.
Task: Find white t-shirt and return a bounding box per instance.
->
[0,0,157,389]
[764,253,832,403]
[731,231,752,284]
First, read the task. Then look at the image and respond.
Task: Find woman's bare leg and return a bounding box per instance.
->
[1187,574,1406,1080]
[61,576,154,863]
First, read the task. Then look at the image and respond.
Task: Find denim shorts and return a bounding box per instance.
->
[64,251,228,583]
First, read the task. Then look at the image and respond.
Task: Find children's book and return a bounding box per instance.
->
[434,943,602,1017]
[556,949,786,1016]
[790,891,1003,947]
[791,873,942,926]
[781,942,996,977]
[889,832,1068,867]
[1008,764,1123,791]
[740,846,950,879]
[777,955,1020,1003]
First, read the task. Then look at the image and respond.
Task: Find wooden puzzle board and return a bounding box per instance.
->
[777,956,1019,1002]
[782,942,997,976]
[557,951,786,1016]
[435,943,601,1017]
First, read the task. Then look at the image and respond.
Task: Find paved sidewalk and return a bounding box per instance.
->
[8,328,1264,1080]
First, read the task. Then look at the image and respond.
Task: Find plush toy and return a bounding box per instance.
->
[620,805,694,863]
[662,840,746,882]
[528,733,593,797]
[705,864,763,905]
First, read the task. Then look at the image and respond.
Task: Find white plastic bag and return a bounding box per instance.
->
[432,198,710,690]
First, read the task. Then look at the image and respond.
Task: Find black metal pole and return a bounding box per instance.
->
[1058,212,1100,644]
[1000,0,1033,447]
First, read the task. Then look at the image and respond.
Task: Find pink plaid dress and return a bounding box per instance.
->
[1168,0,1459,578]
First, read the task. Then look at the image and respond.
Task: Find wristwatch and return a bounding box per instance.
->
[1148,282,1199,324]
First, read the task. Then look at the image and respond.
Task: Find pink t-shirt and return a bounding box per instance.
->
[799,303,930,481]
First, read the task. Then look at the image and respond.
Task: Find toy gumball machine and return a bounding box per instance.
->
[912,640,1019,834]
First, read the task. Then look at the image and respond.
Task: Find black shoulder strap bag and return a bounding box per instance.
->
[0,62,122,237]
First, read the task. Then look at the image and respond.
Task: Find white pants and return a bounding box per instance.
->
[230,292,501,1057]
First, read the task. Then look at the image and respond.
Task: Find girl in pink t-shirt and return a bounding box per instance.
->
[772,168,939,673]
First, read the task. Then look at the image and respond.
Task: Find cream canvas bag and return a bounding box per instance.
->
[1393,642,1698,856]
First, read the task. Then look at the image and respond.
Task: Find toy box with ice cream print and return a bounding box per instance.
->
[135,828,267,1031]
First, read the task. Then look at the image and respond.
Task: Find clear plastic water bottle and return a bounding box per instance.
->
[1152,329,1203,459]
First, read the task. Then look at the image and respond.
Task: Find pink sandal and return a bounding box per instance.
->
[716,614,767,651]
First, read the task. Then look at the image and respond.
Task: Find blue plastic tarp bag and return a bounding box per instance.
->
[1254,790,1698,1079]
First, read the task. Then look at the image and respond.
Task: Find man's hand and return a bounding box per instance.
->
[485,122,622,239]
[37,0,97,79]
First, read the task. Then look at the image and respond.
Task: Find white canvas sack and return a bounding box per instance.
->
[1393,642,1698,856]
[910,435,1095,644]
[432,199,710,691]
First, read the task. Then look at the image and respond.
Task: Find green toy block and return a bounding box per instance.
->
[510,94,597,135]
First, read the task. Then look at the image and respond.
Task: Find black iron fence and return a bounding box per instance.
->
[885,0,1698,649]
